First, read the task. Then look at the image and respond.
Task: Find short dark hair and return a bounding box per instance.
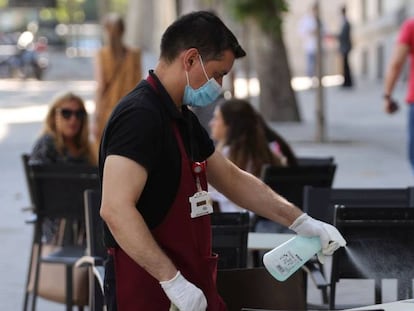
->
[160,11,246,63]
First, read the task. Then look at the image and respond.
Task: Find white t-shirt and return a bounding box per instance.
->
[299,13,318,53]
[299,13,326,55]
[208,146,252,214]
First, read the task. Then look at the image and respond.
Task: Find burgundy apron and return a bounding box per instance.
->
[110,121,226,310]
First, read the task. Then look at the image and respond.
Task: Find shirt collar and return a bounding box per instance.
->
[148,70,186,122]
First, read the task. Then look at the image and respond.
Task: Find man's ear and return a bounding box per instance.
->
[183,48,199,71]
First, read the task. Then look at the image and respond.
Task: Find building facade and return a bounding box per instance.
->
[124,0,414,82]
[283,0,414,81]
[347,0,414,81]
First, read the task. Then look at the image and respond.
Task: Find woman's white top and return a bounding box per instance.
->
[208,146,252,214]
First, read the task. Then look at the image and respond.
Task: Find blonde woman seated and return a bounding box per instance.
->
[208,98,286,216]
[29,92,97,242]
[30,92,96,165]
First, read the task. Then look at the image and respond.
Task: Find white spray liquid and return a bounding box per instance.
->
[343,245,370,278]
[342,239,414,299]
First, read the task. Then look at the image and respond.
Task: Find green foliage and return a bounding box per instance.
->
[1,0,127,22]
[110,0,128,14]
[225,0,289,36]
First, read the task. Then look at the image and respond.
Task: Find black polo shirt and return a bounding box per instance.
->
[99,71,215,246]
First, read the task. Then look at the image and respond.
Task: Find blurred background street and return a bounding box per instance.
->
[1,49,412,310]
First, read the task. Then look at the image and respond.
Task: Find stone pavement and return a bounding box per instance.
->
[274,79,413,189]
[0,50,413,310]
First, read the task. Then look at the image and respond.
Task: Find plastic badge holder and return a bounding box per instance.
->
[263,235,322,282]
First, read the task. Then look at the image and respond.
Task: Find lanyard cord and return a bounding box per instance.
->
[187,113,196,162]
[147,74,196,161]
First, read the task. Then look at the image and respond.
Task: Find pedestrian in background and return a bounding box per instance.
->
[384,17,414,173]
[93,12,142,149]
[99,10,346,311]
[299,3,322,79]
[337,6,353,88]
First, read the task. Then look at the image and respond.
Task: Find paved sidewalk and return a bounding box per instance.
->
[274,80,413,188]
[0,50,413,309]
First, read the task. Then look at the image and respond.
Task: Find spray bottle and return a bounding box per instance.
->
[263,235,322,282]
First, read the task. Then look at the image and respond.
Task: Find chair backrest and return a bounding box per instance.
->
[303,186,414,224]
[296,156,335,166]
[211,212,250,269]
[261,164,337,208]
[84,189,106,259]
[217,267,306,311]
[28,163,99,220]
[331,206,414,296]
[21,153,36,207]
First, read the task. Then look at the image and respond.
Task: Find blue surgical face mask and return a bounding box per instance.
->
[183,54,222,107]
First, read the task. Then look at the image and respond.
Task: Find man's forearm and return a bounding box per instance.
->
[207,152,302,226]
[102,204,178,282]
[384,65,401,96]
[218,168,302,227]
[384,44,409,96]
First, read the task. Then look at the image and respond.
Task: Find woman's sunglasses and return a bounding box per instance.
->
[58,108,86,120]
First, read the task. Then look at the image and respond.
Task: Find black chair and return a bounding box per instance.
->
[21,154,39,311]
[260,164,337,209]
[217,267,306,311]
[21,154,36,212]
[211,212,250,269]
[303,186,414,224]
[302,185,414,308]
[76,189,106,311]
[331,206,414,309]
[296,156,335,166]
[23,162,99,311]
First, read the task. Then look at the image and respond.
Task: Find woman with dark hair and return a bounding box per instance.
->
[259,114,298,167]
[209,98,287,213]
[211,98,286,175]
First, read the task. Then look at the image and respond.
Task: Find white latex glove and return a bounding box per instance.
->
[289,213,346,263]
[160,271,207,311]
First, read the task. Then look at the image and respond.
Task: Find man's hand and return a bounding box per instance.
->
[384,96,399,114]
[289,213,346,262]
[160,271,207,311]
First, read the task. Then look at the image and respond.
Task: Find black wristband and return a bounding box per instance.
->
[383,94,391,99]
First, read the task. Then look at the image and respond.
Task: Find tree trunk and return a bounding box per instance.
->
[254,27,301,122]
[125,0,176,53]
[96,0,110,21]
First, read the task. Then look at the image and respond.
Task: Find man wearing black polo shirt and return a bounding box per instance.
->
[99,11,346,311]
